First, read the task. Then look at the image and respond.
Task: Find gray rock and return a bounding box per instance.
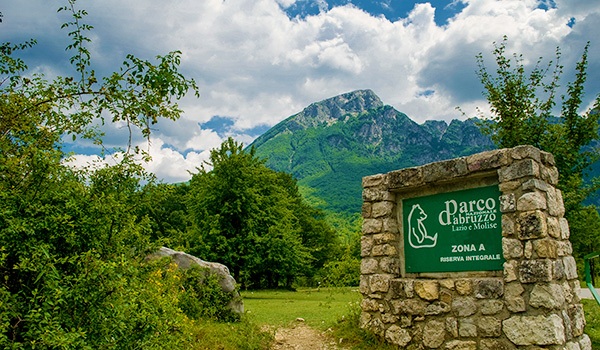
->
[149,247,244,314]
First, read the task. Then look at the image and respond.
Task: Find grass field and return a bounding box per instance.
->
[242,287,361,329]
[583,299,600,348]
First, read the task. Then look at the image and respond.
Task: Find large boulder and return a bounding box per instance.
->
[149,247,244,315]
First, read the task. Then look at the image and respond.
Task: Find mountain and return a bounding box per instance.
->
[248,89,494,214]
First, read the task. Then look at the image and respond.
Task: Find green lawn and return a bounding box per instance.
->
[583,299,600,348]
[242,287,361,329]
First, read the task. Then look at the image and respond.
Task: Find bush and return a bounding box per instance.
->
[178,266,241,322]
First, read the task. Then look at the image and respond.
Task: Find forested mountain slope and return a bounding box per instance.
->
[248,90,495,213]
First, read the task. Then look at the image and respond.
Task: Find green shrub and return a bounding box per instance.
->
[178,266,241,322]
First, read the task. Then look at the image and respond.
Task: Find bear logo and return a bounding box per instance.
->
[407,204,438,249]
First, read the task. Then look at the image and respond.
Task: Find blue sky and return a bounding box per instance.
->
[2,0,599,182]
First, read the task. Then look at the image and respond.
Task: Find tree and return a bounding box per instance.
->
[474,36,600,262]
[0,1,209,347]
[187,138,336,289]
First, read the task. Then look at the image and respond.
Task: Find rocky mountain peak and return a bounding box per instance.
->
[294,89,383,128]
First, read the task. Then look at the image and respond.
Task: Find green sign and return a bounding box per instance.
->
[402,185,504,273]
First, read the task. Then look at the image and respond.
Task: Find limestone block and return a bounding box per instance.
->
[563,309,574,341]
[480,299,504,315]
[458,318,477,337]
[502,314,566,346]
[369,274,392,293]
[566,340,582,350]
[373,232,397,244]
[569,280,582,303]
[363,188,395,202]
[533,239,558,259]
[503,260,518,282]
[466,148,509,172]
[384,325,411,347]
[444,340,477,350]
[563,256,578,280]
[397,299,427,315]
[359,311,371,329]
[540,150,556,166]
[517,210,547,240]
[478,316,502,337]
[568,304,586,337]
[541,164,560,185]
[579,334,592,350]
[445,317,458,337]
[382,217,399,233]
[361,258,378,274]
[425,301,451,315]
[414,280,439,301]
[480,338,517,350]
[561,281,575,304]
[362,174,386,188]
[388,167,422,189]
[455,279,473,295]
[560,218,570,239]
[502,214,516,237]
[474,278,504,299]
[372,243,397,256]
[390,279,409,298]
[362,202,372,218]
[404,279,415,298]
[553,259,566,280]
[359,275,369,294]
[502,238,523,259]
[367,317,386,337]
[524,241,533,259]
[547,216,561,238]
[510,145,541,161]
[500,180,522,193]
[500,193,516,213]
[372,201,395,218]
[556,241,573,256]
[360,298,380,312]
[529,283,566,309]
[519,259,553,283]
[504,283,526,312]
[362,218,383,234]
[451,296,476,317]
[381,312,398,324]
[361,235,373,257]
[499,158,539,182]
[423,320,446,348]
[440,289,453,305]
[517,191,547,211]
[546,187,565,217]
[522,178,549,192]
[422,157,468,183]
[439,279,454,290]
[379,257,400,274]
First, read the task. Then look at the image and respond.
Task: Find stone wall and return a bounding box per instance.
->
[360,146,591,349]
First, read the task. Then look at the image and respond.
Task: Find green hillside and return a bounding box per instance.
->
[248,90,495,214]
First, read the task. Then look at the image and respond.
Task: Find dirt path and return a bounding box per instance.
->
[269,321,347,350]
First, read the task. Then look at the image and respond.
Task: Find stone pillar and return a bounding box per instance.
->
[360,146,591,349]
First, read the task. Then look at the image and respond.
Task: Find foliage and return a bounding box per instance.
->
[582,299,600,348]
[178,266,241,322]
[187,138,337,289]
[474,36,600,262]
[0,0,231,347]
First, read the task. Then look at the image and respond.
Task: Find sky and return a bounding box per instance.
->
[2,0,600,182]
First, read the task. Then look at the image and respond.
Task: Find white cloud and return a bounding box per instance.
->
[5,0,600,182]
